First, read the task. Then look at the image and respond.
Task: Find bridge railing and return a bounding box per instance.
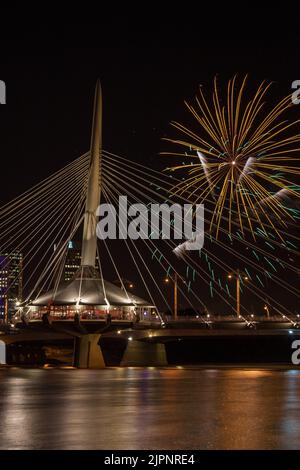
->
[162,314,299,323]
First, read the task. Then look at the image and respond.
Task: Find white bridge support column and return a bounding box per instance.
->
[121,339,168,367]
[0,340,6,364]
[73,334,105,369]
[81,80,102,268]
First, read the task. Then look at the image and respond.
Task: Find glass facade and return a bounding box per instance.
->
[0,251,23,321]
[64,241,81,282]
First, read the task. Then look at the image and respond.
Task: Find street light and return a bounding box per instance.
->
[164,273,178,321]
[228,269,248,317]
[263,304,270,318]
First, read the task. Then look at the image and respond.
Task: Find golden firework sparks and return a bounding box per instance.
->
[162,76,300,239]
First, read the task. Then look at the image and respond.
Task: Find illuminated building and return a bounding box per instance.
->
[63,240,100,281]
[0,250,23,321]
[64,240,81,282]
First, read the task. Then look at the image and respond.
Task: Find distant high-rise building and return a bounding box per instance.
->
[62,240,100,282]
[64,240,81,282]
[0,256,8,320]
[53,240,101,284]
[0,250,23,321]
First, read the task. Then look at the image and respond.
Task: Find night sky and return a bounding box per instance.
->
[0,24,299,199]
[0,22,299,313]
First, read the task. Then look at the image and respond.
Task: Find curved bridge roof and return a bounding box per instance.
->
[32,267,152,307]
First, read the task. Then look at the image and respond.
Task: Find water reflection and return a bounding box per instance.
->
[0,367,300,449]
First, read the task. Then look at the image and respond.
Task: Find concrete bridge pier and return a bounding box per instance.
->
[121,339,168,367]
[73,334,105,368]
[0,340,6,364]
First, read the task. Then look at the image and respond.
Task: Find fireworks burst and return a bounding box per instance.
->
[163,76,300,239]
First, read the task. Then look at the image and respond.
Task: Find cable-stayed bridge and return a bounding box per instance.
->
[0,81,299,367]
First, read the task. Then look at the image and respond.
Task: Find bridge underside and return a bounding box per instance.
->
[1,320,299,367]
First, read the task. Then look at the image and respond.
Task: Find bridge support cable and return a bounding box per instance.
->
[102,184,209,323]
[102,185,168,321]
[103,151,300,271]
[103,150,300,243]
[102,154,299,321]
[102,175,225,322]
[0,153,90,313]
[3,167,88,298]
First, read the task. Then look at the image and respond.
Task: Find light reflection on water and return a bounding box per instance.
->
[0,367,300,450]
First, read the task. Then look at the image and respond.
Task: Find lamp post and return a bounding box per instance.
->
[236,273,240,318]
[228,270,248,317]
[174,272,178,321]
[264,304,270,318]
[164,273,178,321]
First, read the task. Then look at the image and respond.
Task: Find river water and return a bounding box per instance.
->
[0,367,299,450]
